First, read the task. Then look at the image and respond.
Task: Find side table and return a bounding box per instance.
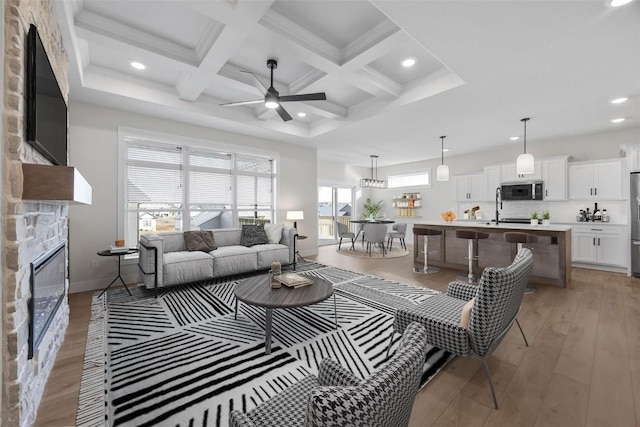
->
[97,248,138,297]
[293,234,307,270]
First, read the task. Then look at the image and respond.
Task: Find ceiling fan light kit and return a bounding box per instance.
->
[220,59,327,121]
[360,154,387,188]
[436,135,450,182]
[516,117,535,175]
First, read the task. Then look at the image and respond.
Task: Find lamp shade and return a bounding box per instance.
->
[516,153,535,175]
[436,164,450,182]
[286,211,304,221]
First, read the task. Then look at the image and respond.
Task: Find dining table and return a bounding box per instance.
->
[350,219,395,245]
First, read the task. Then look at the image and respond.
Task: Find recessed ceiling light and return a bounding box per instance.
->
[297,112,306,118]
[610,0,633,6]
[401,57,416,67]
[510,136,519,141]
[611,118,626,123]
[442,148,450,152]
[130,61,146,70]
[611,97,628,104]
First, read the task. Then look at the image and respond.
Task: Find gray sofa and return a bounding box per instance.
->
[138,227,297,294]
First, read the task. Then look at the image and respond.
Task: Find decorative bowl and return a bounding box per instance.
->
[441,211,457,222]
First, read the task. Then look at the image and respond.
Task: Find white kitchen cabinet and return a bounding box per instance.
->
[455,173,485,202]
[625,144,640,172]
[541,157,567,200]
[572,225,626,267]
[568,159,623,200]
[484,166,502,201]
[501,162,542,182]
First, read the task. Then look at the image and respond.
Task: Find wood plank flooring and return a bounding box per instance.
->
[35,244,639,426]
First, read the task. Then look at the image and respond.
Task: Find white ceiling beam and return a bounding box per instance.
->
[74,10,199,66]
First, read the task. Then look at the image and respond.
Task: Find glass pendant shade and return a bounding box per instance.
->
[360,155,387,188]
[436,135,449,182]
[436,164,450,181]
[516,117,534,175]
[516,153,535,175]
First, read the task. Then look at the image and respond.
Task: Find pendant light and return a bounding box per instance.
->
[436,135,449,182]
[516,117,534,175]
[360,155,387,188]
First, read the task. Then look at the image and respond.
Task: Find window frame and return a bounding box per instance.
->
[387,169,432,189]
[117,127,278,241]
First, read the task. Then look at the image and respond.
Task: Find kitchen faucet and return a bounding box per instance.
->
[495,187,502,225]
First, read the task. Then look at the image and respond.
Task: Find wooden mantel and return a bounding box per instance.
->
[22,163,92,204]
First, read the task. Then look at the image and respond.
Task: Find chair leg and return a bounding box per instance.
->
[515,319,529,347]
[339,237,342,250]
[482,358,499,410]
[350,238,355,250]
[381,241,386,257]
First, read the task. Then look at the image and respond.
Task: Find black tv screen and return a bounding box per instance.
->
[26,24,68,166]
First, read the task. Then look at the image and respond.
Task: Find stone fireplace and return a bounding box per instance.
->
[2,0,71,425]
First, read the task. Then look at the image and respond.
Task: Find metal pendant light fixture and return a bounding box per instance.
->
[360,155,387,188]
[436,135,449,182]
[516,117,534,175]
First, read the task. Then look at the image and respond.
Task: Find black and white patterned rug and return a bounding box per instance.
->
[76,262,453,427]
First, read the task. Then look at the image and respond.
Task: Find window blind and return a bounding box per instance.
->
[126,141,183,205]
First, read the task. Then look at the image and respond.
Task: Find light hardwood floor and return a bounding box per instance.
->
[36,244,640,426]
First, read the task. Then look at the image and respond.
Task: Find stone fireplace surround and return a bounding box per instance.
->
[2,0,71,425]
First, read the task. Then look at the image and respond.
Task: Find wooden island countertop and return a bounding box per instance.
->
[413,221,572,287]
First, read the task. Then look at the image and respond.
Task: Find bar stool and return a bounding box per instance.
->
[504,232,538,294]
[413,227,442,274]
[455,229,490,283]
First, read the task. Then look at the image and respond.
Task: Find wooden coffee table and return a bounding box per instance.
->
[234,274,336,354]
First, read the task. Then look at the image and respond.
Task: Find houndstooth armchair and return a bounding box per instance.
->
[387,247,534,409]
[229,322,428,427]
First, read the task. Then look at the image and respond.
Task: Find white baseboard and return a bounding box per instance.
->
[571,262,627,274]
[70,272,142,294]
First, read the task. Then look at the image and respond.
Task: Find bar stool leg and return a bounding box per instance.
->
[414,235,439,274]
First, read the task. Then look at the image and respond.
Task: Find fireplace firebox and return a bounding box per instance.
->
[29,240,66,359]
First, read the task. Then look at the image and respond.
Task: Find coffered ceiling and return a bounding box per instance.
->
[56,1,640,167]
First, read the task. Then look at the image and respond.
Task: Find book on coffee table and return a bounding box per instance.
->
[276,273,313,288]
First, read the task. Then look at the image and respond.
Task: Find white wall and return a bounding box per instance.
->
[68,102,318,293]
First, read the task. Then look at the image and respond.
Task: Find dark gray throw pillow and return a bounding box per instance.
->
[184,230,217,252]
[241,224,269,247]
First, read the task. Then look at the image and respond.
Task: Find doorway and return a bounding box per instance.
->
[318,186,354,245]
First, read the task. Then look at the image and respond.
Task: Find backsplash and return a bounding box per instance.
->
[457,200,628,225]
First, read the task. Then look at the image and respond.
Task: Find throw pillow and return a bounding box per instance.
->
[241,224,269,247]
[184,230,217,252]
[264,223,284,244]
[460,297,475,330]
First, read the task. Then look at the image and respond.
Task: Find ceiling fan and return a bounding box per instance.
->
[220,59,326,122]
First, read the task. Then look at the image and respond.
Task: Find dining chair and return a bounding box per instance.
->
[363,223,388,257]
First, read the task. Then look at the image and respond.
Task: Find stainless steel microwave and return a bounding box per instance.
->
[501,181,543,200]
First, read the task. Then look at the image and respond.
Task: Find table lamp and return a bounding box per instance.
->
[286,211,304,229]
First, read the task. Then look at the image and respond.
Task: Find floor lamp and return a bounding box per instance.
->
[286,211,304,230]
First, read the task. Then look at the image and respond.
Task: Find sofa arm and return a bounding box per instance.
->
[281,226,297,265]
[318,359,361,387]
[229,410,256,427]
[139,233,164,291]
[447,281,478,301]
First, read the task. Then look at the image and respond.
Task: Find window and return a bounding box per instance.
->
[387,171,431,189]
[119,131,275,244]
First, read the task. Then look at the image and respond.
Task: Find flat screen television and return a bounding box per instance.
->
[26,24,68,166]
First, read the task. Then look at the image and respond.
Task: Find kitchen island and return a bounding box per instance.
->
[413,221,572,287]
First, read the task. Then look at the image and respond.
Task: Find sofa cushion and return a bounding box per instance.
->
[241,224,269,247]
[184,230,217,252]
[210,245,258,277]
[253,244,290,269]
[264,223,284,244]
[163,251,214,286]
[211,228,242,247]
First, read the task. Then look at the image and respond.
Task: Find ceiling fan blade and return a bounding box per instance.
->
[279,92,326,102]
[219,99,264,107]
[240,70,268,95]
[275,105,292,121]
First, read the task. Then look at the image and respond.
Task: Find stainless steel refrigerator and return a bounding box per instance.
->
[631,172,640,277]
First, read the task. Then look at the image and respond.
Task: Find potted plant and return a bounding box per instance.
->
[363,198,383,220]
[541,210,551,226]
[530,211,539,226]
